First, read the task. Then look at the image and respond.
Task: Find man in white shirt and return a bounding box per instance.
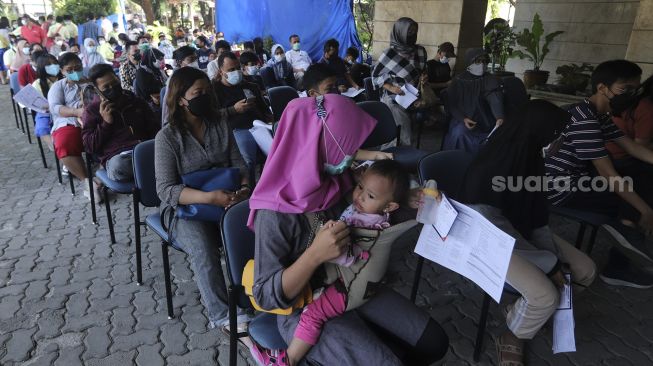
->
[285,34,312,88]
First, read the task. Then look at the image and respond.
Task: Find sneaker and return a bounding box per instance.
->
[248,342,289,366]
[600,264,653,289]
[602,222,653,264]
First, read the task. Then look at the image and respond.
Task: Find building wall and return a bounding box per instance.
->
[626,0,653,77]
[372,0,488,72]
[507,0,641,78]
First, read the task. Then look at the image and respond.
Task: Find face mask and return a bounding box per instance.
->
[160,40,168,46]
[184,93,213,118]
[274,54,284,62]
[217,37,224,41]
[467,63,485,76]
[45,64,60,76]
[346,59,354,65]
[99,83,122,102]
[292,43,300,51]
[159,59,166,70]
[138,43,150,52]
[246,65,259,75]
[65,70,83,82]
[99,40,106,45]
[65,20,71,25]
[56,40,63,46]
[22,47,30,55]
[226,70,243,85]
[87,46,97,53]
[21,19,27,26]
[609,88,639,116]
[187,61,200,69]
[131,51,141,62]
[178,42,187,47]
[439,56,449,64]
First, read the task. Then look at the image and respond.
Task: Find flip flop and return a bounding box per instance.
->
[495,334,525,366]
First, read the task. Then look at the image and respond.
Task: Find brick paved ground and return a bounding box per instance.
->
[0,83,652,365]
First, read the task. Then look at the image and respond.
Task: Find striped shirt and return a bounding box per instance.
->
[544,99,624,205]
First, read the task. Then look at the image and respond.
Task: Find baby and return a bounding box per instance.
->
[279,159,410,366]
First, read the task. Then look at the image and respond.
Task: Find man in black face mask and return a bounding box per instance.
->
[545,60,653,289]
[318,38,360,93]
[81,64,160,181]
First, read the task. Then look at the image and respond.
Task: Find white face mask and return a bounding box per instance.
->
[187,61,200,69]
[439,56,449,64]
[246,65,260,75]
[467,63,485,76]
[274,54,284,62]
[99,40,106,45]
[56,40,64,46]
[22,47,30,55]
[226,70,243,85]
[178,42,187,47]
[21,19,27,26]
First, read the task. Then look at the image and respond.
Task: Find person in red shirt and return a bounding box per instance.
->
[20,14,47,46]
[18,48,46,88]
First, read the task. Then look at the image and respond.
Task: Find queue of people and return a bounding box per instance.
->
[5,11,653,366]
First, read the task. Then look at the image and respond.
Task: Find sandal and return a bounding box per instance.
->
[248,342,289,366]
[220,322,251,350]
[495,334,525,366]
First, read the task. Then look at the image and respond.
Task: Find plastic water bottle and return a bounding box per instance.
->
[416,180,439,225]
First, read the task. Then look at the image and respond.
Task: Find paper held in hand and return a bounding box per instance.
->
[394,83,419,109]
[249,120,274,156]
[414,200,516,302]
[341,87,365,98]
[553,273,576,354]
[13,84,49,114]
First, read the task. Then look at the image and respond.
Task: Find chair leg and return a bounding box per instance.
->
[11,98,20,130]
[23,108,32,144]
[410,256,425,303]
[18,107,25,134]
[87,157,97,224]
[586,225,599,255]
[228,286,238,366]
[36,137,48,168]
[133,193,142,285]
[474,293,491,362]
[575,222,587,249]
[104,186,116,244]
[68,172,75,195]
[416,119,424,149]
[161,241,175,319]
[55,157,62,184]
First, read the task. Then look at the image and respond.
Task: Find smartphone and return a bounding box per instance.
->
[245,97,256,104]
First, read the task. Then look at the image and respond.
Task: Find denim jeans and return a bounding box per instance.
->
[232,129,261,184]
[172,218,229,326]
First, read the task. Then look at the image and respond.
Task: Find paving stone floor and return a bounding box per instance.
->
[0,84,652,365]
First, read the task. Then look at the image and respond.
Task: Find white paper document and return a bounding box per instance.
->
[249,120,274,156]
[416,193,458,239]
[394,83,419,109]
[553,273,576,354]
[298,91,308,98]
[414,200,516,302]
[13,84,49,113]
[341,87,365,98]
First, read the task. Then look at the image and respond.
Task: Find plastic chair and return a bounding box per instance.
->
[363,77,379,101]
[549,206,611,254]
[220,199,287,366]
[260,66,277,90]
[93,161,136,244]
[9,73,32,143]
[8,74,21,130]
[358,101,429,172]
[268,86,299,121]
[133,140,183,317]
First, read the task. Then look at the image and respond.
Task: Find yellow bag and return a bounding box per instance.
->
[242,259,313,315]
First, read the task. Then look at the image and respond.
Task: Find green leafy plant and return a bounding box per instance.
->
[556,63,594,92]
[512,13,564,71]
[483,19,516,72]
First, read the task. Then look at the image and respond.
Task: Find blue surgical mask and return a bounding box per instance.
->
[226,70,242,85]
[246,65,259,76]
[439,56,449,64]
[45,64,60,76]
[319,96,354,175]
[468,63,485,76]
[324,155,354,175]
[292,42,300,51]
[65,70,83,82]
[87,46,97,53]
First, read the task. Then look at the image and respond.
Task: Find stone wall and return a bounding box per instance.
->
[372,0,488,72]
[507,0,641,78]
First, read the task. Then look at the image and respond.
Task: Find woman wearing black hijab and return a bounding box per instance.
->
[134,48,167,105]
[461,100,596,365]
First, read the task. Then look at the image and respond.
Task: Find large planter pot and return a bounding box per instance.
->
[523,70,550,88]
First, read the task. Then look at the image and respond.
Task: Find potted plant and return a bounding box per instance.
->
[555,63,594,95]
[512,13,564,88]
[483,18,517,76]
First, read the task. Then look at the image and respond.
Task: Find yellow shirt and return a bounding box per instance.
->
[98,43,114,61]
[47,22,64,38]
[60,23,78,40]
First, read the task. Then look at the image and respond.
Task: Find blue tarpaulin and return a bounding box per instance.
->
[216,0,362,62]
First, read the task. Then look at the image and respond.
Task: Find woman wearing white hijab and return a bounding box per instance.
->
[80,38,107,69]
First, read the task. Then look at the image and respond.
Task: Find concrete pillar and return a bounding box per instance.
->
[626,0,653,77]
[372,0,487,73]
